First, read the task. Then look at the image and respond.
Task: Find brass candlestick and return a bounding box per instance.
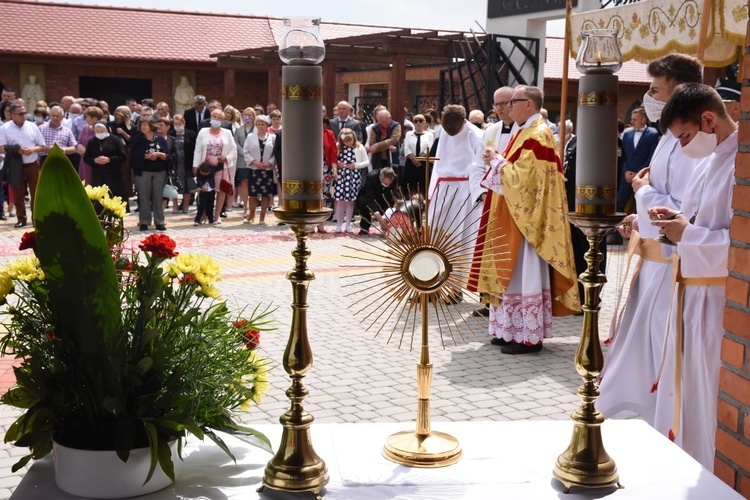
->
[553,212,622,492]
[260,206,331,500]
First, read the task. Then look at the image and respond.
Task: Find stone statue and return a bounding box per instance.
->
[173,76,195,115]
[21,75,45,110]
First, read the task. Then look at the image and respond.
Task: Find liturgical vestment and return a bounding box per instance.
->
[469,114,579,345]
[652,130,736,472]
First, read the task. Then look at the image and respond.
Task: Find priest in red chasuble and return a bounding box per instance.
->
[469,85,580,354]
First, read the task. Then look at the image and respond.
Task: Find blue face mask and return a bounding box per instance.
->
[68,113,80,121]
[210,119,222,128]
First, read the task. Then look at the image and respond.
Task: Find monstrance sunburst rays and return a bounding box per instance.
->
[340,184,509,468]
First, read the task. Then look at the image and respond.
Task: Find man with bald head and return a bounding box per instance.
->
[368,109,401,168]
[329,100,364,143]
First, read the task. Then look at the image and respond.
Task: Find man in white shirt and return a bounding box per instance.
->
[0,102,46,227]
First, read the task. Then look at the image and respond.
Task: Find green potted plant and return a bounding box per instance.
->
[0,147,274,497]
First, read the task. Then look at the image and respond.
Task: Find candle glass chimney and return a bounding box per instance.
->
[279,17,325,65]
[576,29,622,74]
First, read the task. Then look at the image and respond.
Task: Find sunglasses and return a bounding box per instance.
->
[413,119,425,123]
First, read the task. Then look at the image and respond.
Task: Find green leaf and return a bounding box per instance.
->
[181,419,204,440]
[203,428,236,463]
[32,146,124,411]
[136,357,153,375]
[1,387,37,409]
[156,435,175,483]
[217,424,273,454]
[142,421,159,485]
[115,418,135,463]
[11,454,32,473]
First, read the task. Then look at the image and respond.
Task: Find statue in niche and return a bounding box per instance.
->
[173,76,195,115]
[21,75,45,110]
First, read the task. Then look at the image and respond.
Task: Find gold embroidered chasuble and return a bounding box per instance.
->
[469,117,580,315]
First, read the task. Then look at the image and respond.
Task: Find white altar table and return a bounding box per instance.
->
[11,420,742,499]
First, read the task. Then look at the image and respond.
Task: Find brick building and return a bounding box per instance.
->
[715,14,750,497]
[0,1,651,127]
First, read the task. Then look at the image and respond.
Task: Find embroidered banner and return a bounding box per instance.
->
[570,0,748,68]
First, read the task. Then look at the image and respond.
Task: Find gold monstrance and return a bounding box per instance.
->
[342,182,507,468]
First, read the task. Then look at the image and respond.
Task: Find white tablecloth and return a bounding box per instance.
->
[11,420,742,499]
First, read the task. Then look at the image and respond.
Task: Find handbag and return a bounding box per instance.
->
[219,165,234,196]
[162,180,179,200]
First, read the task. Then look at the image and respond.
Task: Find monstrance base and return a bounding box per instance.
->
[383,430,462,468]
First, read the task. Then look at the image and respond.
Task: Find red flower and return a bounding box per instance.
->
[243,329,260,350]
[180,273,196,284]
[18,231,37,251]
[139,234,178,258]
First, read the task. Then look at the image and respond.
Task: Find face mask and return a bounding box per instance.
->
[487,118,498,124]
[642,92,665,123]
[174,125,185,133]
[34,116,43,124]
[95,132,110,140]
[69,113,80,121]
[243,116,253,124]
[471,122,483,128]
[210,119,222,128]
[681,129,716,159]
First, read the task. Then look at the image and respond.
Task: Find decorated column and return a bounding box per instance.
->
[279,18,325,213]
[574,29,622,216]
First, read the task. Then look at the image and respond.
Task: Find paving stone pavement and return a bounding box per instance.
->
[0,207,633,498]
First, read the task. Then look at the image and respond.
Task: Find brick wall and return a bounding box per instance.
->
[715,18,750,498]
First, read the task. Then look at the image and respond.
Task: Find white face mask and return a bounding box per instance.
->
[95,132,110,140]
[68,113,80,121]
[680,130,716,159]
[174,125,185,133]
[642,92,665,123]
[210,119,222,128]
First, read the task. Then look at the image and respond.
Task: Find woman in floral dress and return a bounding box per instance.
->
[333,128,369,233]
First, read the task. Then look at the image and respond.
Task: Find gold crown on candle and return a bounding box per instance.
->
[578,91,618,106]
[284,179,324,195]
[282,84,323,101]
[576,185,616,200]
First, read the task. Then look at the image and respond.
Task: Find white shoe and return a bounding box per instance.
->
[212,220,222,226]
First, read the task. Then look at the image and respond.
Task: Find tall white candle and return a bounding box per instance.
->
[281,64,323,211]
[575,70,618,215]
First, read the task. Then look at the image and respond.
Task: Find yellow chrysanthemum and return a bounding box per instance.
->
[0,272,14,302]
[99,195,127,219]
[3,256,45,282]
[200,284,220,299]
[84,184,109,201]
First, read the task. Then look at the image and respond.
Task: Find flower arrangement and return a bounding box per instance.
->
[0,147,274,484]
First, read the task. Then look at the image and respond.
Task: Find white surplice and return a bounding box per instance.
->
[598,131,702,423]
[428,121,485,269]
[484,113,553,344]
[651,130,736,472]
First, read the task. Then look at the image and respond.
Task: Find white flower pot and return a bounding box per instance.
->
[53,439,182,498]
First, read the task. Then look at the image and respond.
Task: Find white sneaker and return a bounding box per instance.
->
[212,220,222,226]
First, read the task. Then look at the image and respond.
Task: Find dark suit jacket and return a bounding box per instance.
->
[357,168,398,214]
[198,119,232,131]
[272,129,282,175]
[622,126,659,174]
[328,117,365,143]
[183,107,209,134]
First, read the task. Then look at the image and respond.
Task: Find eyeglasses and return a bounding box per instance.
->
[509,98,530,106]
[413,119,425,123]
[493,101,510,107]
